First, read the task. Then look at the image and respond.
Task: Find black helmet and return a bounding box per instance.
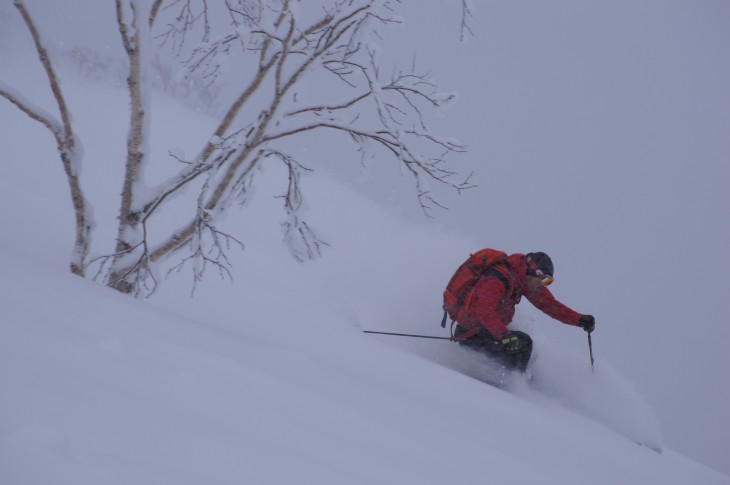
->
[526,252,554,277]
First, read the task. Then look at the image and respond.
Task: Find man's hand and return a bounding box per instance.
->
[579,315,596,333]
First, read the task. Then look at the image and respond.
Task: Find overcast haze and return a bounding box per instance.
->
[1,0,729,477]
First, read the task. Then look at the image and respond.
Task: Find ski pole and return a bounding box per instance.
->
[363,330,463,341]
[588,333,595,371]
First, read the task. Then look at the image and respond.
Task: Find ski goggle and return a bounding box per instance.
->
[527,256,554,286]
[533,268,554,287]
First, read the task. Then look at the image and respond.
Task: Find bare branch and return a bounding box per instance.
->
[93,239,157,297]
[262,122,467,189]
[166,6,373,243]
[266,150,329,262]
[166,211,245,297]
[0,83,64,143]
[13,0,74,153]
[460,0,475,42]
[155,0,211,56]
[286,91,370,116]
[99,0,472,291]
[8,1,92,277]
[275,15,296,95]
[149,0,164,28]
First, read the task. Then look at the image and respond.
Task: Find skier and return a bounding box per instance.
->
[444,250,595,372]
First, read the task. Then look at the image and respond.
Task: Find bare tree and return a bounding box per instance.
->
[2,0,473,296]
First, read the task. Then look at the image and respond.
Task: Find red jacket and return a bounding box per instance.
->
[459,253,582,340]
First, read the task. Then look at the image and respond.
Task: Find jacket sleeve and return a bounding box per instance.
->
[525,287,582,326]
[464,276,510,340]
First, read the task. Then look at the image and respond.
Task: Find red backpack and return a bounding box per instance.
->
[441,248,514,329]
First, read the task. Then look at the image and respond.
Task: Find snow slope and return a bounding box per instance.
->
[2,174,728,484]
[2,2,729,482]
[0,122,725,483]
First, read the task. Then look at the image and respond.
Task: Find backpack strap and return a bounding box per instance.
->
[483,264,516,302]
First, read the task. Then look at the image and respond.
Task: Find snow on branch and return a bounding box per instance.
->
[155,0,211,55]
[0,82,64,142]
[5,1,92,277]
[82,0,471,293]
[266,149,329,262]
[269,47,471,216]
[13,0,75,149]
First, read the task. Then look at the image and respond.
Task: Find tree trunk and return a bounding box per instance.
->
[109,0,148,293]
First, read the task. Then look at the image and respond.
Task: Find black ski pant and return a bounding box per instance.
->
[454,325,533,372]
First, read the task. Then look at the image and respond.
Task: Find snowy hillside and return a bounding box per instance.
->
[2,176,730,484]
[0,82,726,483]
[2,1,730,483]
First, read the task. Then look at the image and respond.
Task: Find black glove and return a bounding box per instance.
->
[579,315,596,333]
